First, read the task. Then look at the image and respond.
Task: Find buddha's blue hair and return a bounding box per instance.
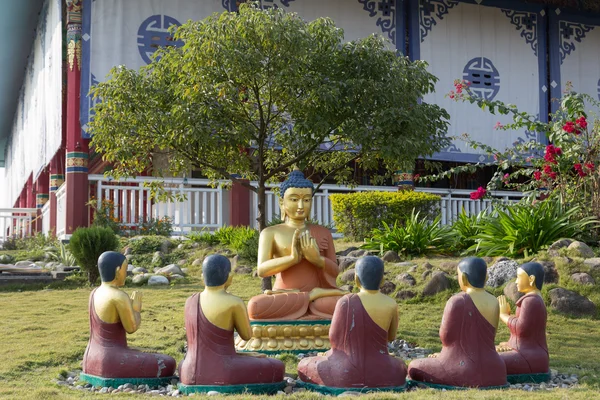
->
[280,170,314,198]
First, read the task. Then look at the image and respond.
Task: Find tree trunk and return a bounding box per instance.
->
[257,181,273,291]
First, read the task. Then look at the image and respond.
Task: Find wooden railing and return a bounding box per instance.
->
[0,208,38,246]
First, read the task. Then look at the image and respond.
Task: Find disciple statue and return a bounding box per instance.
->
[298,256,408,393]
[247,169,344,321]
[81,252,176,383]
[497,262,549,381]
[408,257,508,389]
[178,254,285,393]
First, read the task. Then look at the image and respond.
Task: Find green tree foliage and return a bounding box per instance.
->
[88,3,450,233]
[69,227,120,284]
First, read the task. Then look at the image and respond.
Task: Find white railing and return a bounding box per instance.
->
[88,175,229,234]
[56,183,67,239]
[0,208,38,246]
[41,202,51,236]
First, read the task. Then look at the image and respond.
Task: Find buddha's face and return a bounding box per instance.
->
[280,187,313,221]
[516,268,535,293]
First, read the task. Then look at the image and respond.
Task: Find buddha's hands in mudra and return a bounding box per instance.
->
[131,291,143,312]
[498,295,511,316]
[299,230,322,267]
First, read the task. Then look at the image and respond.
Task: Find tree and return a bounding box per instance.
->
[88,4,450,286]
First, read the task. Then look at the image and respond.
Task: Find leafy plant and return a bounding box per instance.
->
[451,209,488,252]
[361,210,455,257]
[188,229,220,246]
[69,227,120,284]
[469,198,599,257]
[89,198,121,235]
[137,216,173,237]
[45,242,78,267]
[126,236,168,254]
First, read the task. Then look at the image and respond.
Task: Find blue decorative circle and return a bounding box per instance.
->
[137,15,183,64]
[462,57,500,101]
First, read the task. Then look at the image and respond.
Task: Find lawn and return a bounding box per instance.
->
[0,244,599,399]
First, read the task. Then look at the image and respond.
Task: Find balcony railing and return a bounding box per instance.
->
[0,208,38,245]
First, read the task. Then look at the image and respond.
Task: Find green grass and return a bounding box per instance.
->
[1,242,600,398]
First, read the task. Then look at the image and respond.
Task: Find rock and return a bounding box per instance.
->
[127,264,135,275]
[160,240,173,254]
[181,268,189,275]
[503,282,523,303]
[421,270,432,280]
[487,259,520,288]
[207,391,220,396]
[423,272,451,296]
[132,267,148,275]
[124,247,133,256]
[152,251,165,266]
[548,288,597,316]
[584,258,600,268]
[548,239,573,257]
[177,243,185,250]
[192,258,203,267]
[566,241,595,258]
[234,266,252,274]
[339,284,353,292]
[337,257,357,271]
[34,261,46,267]
[132,274,151,285]
[407,266,418,273]
[482,256,494,264]
[125,254,134,262]
[347,249,369,258]
[396,290,416,300]
[148,275,170,286]
[440,261,457,272]
[177,259,187,266]
[381,250,401,263]
[495,257,510,262]
[538,261,559,284]
[15,260,34,267]
[337,246,358,256]
[395,261,417,267]
[571,272,595,285]
[422,261,434,270]
[156,264,184,276]
[340,269,355,283]
[170,274,185,280]
[395,273,416,286]
[380,280,396,295]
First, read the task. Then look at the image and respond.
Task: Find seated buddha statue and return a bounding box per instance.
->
[408,257,508,389]
[178,254,285,392]
[247,169,344,321]
[81,252,176,382]
[298,256,408,392]
[497,262,549,381]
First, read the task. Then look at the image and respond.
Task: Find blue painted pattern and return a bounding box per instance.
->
[444,143,462,153]
[463,57,500,101]
[222,0,232,11]
[501,9,538,56]
[358,0,396,44]
[137,15,184,65]
[419,0,459,43]
[558,21,594,64]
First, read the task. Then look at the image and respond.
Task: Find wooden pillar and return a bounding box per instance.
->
[229,179,251,227]
[64,0,89,234]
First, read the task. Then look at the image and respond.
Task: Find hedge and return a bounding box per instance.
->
[330,191,441,241]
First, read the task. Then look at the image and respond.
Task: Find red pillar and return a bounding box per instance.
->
[64,0,89,235]
[229,180,251,227]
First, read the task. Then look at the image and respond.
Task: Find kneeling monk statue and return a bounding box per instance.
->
[408,257,508,389]
[81,251,176,386]
[247,169,345,321]
[497,262,549,382]
[298,256,408,393]
[178,255,285,394]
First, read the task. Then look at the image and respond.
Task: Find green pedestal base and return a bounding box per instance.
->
[507,372,551,384]
[407,379,509,390]
[177,381,286,395]
[79,373,175,389]
[297,380,407,395]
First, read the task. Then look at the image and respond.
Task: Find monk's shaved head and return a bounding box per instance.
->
[355,256,384,290]
[457,257,487,289]
[203,254,231,287]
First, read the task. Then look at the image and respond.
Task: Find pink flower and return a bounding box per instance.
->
[543,164,553,174]
[548,172,557,180]
[413,174,420,182]
[470,186,487,200]
[574,163,582,171]
[494,122,504,130]
[533,171,542,180]
[585,162,595,171]
[576,116,588,129]
[563,121,576,133]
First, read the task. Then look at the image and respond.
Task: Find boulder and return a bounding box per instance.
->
[340,268,355,283]
[421,270,432,280]
[395,273,416,286]
[566,241,595,259]
[181,268,189,275]
[548,239,574,257]
[126,264,135,276]
[495,257,511,263]
[347,249,370,258]
[170,274,185,281]
[336,247,359,257]
[422,261,434,270]
[123,247,133,256]
[538,261,559,284]
[125,254,134,262]
[423,272,451,296]
[132,267,148,275]
[177,259,188,266]
[148,275,170,286]
[380,280,396,295]
[132,274,151,285]
[395,290,416,301]
[407,266,418,273]
[156,264,185,276]
[503,282,523,303]
[381,251,401,263]
[151,251,165,267]
[487,259,520,288]
[234,266,252,274]
[584,258,600,268]
[440,261,458,272]
[571,272,595,285]
[337,257,357,271]
[192,258,203,267]
[15,260,34,267]
[177,243,186,250]
[548,288,597,316]
[160,240,173,254]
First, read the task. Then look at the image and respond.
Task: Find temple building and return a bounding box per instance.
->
[1,0,599,239]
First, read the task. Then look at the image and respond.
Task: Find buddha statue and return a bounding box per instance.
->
[497,262,549,382]
[81,251,176,386]
[247,169,344,321]
[178,255,285,394]
[298,256,408,394]
[408,257,508,389]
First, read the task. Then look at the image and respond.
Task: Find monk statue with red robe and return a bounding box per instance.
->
[497,262,549,383]
[298,256,408,394]
[408,257,508,389]
[178,254,285,395]
[80,252,176,388]
[247,169,345,322]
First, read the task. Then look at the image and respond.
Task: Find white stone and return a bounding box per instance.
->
[207,391,220,396]
[156,264,184,276]
[148,275,170,286]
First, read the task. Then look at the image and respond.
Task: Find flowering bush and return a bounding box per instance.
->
[88,198,122,235]
[138,216,173,237]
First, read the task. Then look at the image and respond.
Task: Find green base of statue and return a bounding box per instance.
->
[177,381,286,395]
[507,372,551,384]
[297,380,406,395]
[79,373,175,389]
[406,380,510,390]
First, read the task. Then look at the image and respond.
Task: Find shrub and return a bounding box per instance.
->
[89,199,121,235]
[190,226,260,262]
[469,198,599,258]
[69,226,120,284]
[361,210,455,257]
[330,191,441,241]
[451,209,488,253]
[127,236,168,254]
[137,216,173,236]
[188,230,220,246]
